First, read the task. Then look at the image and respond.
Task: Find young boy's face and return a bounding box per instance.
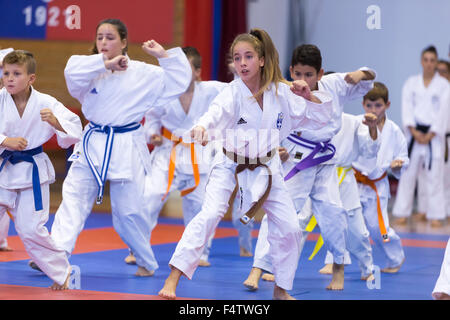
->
[362,97,390,121]
[289,64,323,90]
[2,63,35,95]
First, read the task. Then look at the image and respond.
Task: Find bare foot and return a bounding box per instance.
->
[432,292,450,300]
[135,266,155,277]
[394,217,407,226]
[361,274,375,281]
[381,258,405,273]
[413,212,427,222]
[240,247,253,257]
[326,263,344,290]
[430,220,443,228]
[273,285,296,300]
[50,267,71,291]
[243,267,262,291]
[198,259,211,267]
[0,246,13,252]
[262,273,275,282]
[124,252,136,265]
[159,268,182,300]
[319,263,333,275]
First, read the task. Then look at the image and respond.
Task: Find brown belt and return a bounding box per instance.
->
[224,148,276,224]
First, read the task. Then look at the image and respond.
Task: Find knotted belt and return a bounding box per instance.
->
[284,134,336,181]
[354,169,389,242]
[83,121,141,204]
[224,148,276,224]
[408,124,432,169]
[160,127,200,201]
[0,146,44,211]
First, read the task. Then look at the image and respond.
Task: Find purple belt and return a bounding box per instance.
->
[284,134,336,181]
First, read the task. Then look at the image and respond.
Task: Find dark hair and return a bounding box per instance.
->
[421,45,438,58]
[290,44,322,73]
[231,28,287,99]
[3,50,36,74]
[91,19,128,55]
[438,59,450,72]
[182,46,202,69]
[363,81,389,104]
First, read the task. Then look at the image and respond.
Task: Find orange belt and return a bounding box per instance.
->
[161,127,200,201]
[354,169,389,242]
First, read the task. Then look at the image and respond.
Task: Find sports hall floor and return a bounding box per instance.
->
[0,203,448,301]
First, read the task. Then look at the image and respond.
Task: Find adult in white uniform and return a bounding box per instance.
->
[158,29,334,300]
[393,46,450,227]
[0,50,82,289]
[50,19,191,276]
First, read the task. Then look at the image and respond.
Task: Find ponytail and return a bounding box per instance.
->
[230,28,287,99]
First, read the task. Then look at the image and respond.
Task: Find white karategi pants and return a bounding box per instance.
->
[231,192,254,254]
[51,153,159,272]
[0,211,10,249]
[279,161,348,264]
[393,143,446,220]
[143,167,212,263]
[0,184,70,285]
[360,194,404,268]
[169,157,302,290]
[432,237,450,299]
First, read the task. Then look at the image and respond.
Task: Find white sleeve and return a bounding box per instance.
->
[356,119,380,159]
[152,47,192,107]
[323,67,376,102]
[430,83,450,137]
[143,106,165,143]
[401,78,416,129]
[49,99,83,149]
[64,54,107,103]
[289,90,334,130]
[195,86,238,135]
[391,128,410,179]
[0,134,6,154]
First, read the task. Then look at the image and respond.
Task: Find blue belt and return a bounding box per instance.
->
[83,121,141,204]
[0,146,44,211]
[284,134,336,180]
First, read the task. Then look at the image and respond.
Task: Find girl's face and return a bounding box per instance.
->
[232,41,264,85]
[96,23,127,60]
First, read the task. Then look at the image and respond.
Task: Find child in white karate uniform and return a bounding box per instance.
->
[0,47,14,252]
[123,46,227,268]
[0,50,82,289]
[158,29,333,300]
[353,82,408,273]
[393,46,450,227]
[244,45,376,291]
[50,19,191,277]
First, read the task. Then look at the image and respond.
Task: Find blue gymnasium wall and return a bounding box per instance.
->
[248,0,450,126]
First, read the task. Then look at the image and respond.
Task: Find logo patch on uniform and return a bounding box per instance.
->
[237,117,247,125]
[276,112,284,129]
[90,88,98,94]
[294,151,303,160]
[68,151,82,162]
